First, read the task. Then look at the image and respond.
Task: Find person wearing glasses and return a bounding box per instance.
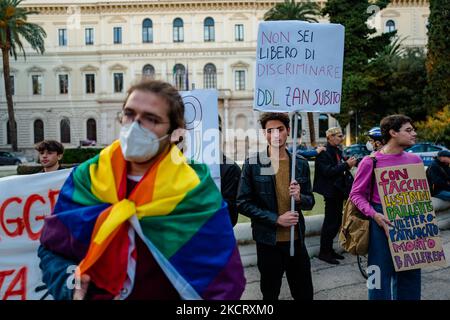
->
[37,80,245,300]
[313,127,358,264]
[350,115,423,300]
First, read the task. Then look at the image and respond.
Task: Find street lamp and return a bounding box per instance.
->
[348,110,354,145]
[348,109,360,144]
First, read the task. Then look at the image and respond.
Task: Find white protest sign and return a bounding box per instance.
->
[254,21,345,113]
[181,89,221,189]
[0,169,70,300]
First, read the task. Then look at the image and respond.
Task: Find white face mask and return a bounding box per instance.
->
[119,121,168,163]
[366,141,374,152]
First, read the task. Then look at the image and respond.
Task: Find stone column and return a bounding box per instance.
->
[224,98,229,130]
[193,60,198,90]
[346,122,351,146]
[223,62,228,89]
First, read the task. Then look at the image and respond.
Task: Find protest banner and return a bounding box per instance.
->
[0,169,70,300]
[254,21,345,113]
[375,164,447,272]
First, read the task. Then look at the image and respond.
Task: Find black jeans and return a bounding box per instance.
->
[320,196,345,254]
[256,240,313,300]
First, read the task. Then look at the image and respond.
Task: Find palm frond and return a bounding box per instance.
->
[0,0,46,60]
[264,0,320,23]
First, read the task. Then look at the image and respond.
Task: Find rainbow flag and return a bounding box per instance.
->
[40,141,245,299]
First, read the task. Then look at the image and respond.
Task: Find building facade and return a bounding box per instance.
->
[0,0,430,159]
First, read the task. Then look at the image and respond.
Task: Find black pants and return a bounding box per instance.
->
[256,240,313,300]
[320,196,345,254]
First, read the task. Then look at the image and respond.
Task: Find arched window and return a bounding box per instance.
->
[290,115,302,139]
[385,20,396,33]
[60,118,71,143]
[87,118,97,142]
[173,64,186,90]
[204,17,215,42]
[173,18,184,42]
[142,64,155,79]
[142,18,153,43]
[203,63,217,89]
[34,119,44,144]
[319,114,329,138]
[6,120,16,145]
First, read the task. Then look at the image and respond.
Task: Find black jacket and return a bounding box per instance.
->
[426,159,450,195]
[237,148,315,246]
[220,155,242,226]
[313,143,353,198]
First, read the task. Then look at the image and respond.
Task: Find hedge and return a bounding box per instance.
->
[61,147,103,164]
[17,164,76,175]
[17,148,103,175]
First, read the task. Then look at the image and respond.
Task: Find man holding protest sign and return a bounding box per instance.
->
[350,114,441,300]
[37,80,245,300]
[237,112,315,300]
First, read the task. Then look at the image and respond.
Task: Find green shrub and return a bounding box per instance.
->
[61,148,103,164]
[17,163,76,175]
[17,165,43,175]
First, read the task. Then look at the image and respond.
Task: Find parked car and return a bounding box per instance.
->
[405,143,449,166]
[288,145,320,160]
[343,144,370,161]
[0,151,28,165]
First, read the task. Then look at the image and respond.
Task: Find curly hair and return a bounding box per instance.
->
[380,114,414,143]
[259,112,290,130]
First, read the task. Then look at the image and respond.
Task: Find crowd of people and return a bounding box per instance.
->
[31,80,449,301]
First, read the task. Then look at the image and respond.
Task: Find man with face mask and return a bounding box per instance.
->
[366,127,384,153]
[37,80,245,300]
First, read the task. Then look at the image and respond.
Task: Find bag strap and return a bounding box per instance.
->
[368,155,377,203]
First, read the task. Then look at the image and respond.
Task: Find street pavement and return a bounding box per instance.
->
[241,229,450,300]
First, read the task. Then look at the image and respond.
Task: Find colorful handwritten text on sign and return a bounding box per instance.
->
[254,21,345,113]
[375,164,446,272]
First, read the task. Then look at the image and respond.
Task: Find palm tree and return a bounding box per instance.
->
[0,0,46,151]
[378,36,406,59]
[264,0,320,146]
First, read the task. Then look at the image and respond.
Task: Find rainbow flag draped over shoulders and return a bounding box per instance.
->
[40,141,245,300]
